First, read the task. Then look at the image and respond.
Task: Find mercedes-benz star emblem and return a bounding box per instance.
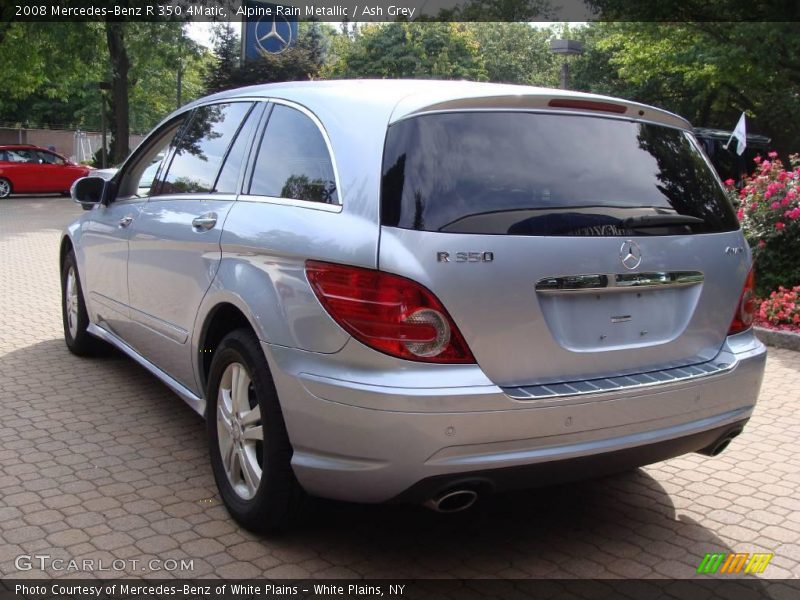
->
[620,240,642,270]
[255,15,293,54]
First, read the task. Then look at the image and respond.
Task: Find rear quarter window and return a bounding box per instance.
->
[381,112,738,236]
[249,104,338,204]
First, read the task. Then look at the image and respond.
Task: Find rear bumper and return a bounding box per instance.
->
[392,419,749,503]
[264,331,766,504]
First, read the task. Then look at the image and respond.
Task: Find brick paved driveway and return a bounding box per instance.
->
[1,196,798,580]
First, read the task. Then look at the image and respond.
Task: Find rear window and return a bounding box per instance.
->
[381,112,739,236]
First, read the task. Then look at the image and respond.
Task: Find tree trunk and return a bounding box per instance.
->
[105,22,130,164]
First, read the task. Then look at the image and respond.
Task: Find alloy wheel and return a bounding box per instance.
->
[216,362,264,500]
[65,266,79,339]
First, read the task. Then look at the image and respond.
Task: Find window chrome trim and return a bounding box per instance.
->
[244,96,343,208]
[535,271,704,295]
[144,192,239,204]
[236,194,343,213]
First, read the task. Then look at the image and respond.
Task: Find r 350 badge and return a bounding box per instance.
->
[437,251,494,263]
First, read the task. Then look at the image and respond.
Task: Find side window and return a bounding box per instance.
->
[213,104,260,194]
[117,117,186,199]
[158,102,252,196]
[37,151,65,165]
[7,149,36,163]
[249,104,338,204]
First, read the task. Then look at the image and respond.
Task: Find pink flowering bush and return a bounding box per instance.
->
[756,285,800,331]
[725,152,800,296]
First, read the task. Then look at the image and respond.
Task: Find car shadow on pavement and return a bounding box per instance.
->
[294,472,744,579]
[0,338,767,583]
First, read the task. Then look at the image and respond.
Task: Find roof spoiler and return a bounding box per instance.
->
[396,93,692,131]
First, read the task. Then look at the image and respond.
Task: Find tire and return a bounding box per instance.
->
[61,250,101,356]
[207,328,303,533]
[0,178,11,199]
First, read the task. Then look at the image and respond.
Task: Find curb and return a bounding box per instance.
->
[754,326,800,352]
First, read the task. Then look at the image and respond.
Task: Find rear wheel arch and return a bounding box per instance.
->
[198,302,260,395]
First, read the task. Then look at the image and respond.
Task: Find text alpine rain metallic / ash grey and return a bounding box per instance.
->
[61,80,766,531]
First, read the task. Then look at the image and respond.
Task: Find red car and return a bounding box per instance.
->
[0,144,92,198]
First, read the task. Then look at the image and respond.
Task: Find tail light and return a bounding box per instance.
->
[728,268,757,335]
[305,261,475,363]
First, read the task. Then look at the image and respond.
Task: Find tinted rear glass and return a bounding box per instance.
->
[381,112,738,236]
[249,104,338,204]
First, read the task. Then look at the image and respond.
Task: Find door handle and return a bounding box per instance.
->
[192,213,218,231]
[118,214,134,228]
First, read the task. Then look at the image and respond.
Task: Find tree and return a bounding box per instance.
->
[435,0,555,20]
[205,22,240,94]
[205,22,331,94]
[106,21,207,163]
[105,22,130,164]
[569,22,800,156]
[322,23,487,81]
[0,23,105,128]
[0,21,208,163]
[467,23,558,86]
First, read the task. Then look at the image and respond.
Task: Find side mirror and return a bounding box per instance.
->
[71,176,111,210]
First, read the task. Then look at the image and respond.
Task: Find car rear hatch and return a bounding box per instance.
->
[378,101,750,387]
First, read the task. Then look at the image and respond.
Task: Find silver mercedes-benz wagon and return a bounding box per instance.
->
[62,80,766,531]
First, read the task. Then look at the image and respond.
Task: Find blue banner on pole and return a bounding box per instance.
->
[243,1,299,58]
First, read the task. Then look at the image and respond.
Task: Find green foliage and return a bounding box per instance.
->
[126,22,210,133]
[570,23,800,157]
[729,154,800,296]
[0,23,105,128]
[435,0,555,20]
[322,23,487,81]
[205,22,332,94]
[204,23,243,94]
[758,285,800,330]
[467,23,558,86]
[0,22,208,134]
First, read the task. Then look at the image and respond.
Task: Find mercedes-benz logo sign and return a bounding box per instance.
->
[255,15,293,54]
[620,240,642,270]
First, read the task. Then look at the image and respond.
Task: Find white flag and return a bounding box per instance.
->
[726,112,747,156]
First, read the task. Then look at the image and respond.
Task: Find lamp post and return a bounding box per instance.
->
[549,39,584,90]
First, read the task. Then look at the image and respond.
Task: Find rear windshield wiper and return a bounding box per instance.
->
[623,214,705,228]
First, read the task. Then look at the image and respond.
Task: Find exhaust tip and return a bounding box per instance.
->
[710,438,732,456]
[698,427,743,457]
[423,489,479,513]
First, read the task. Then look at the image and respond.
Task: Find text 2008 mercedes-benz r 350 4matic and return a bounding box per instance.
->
[61,80,766,531]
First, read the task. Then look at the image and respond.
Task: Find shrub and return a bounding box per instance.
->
[757,285,800,330]
[726,153,800,296]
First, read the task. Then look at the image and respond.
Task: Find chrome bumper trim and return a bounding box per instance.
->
[503,355,735,401]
